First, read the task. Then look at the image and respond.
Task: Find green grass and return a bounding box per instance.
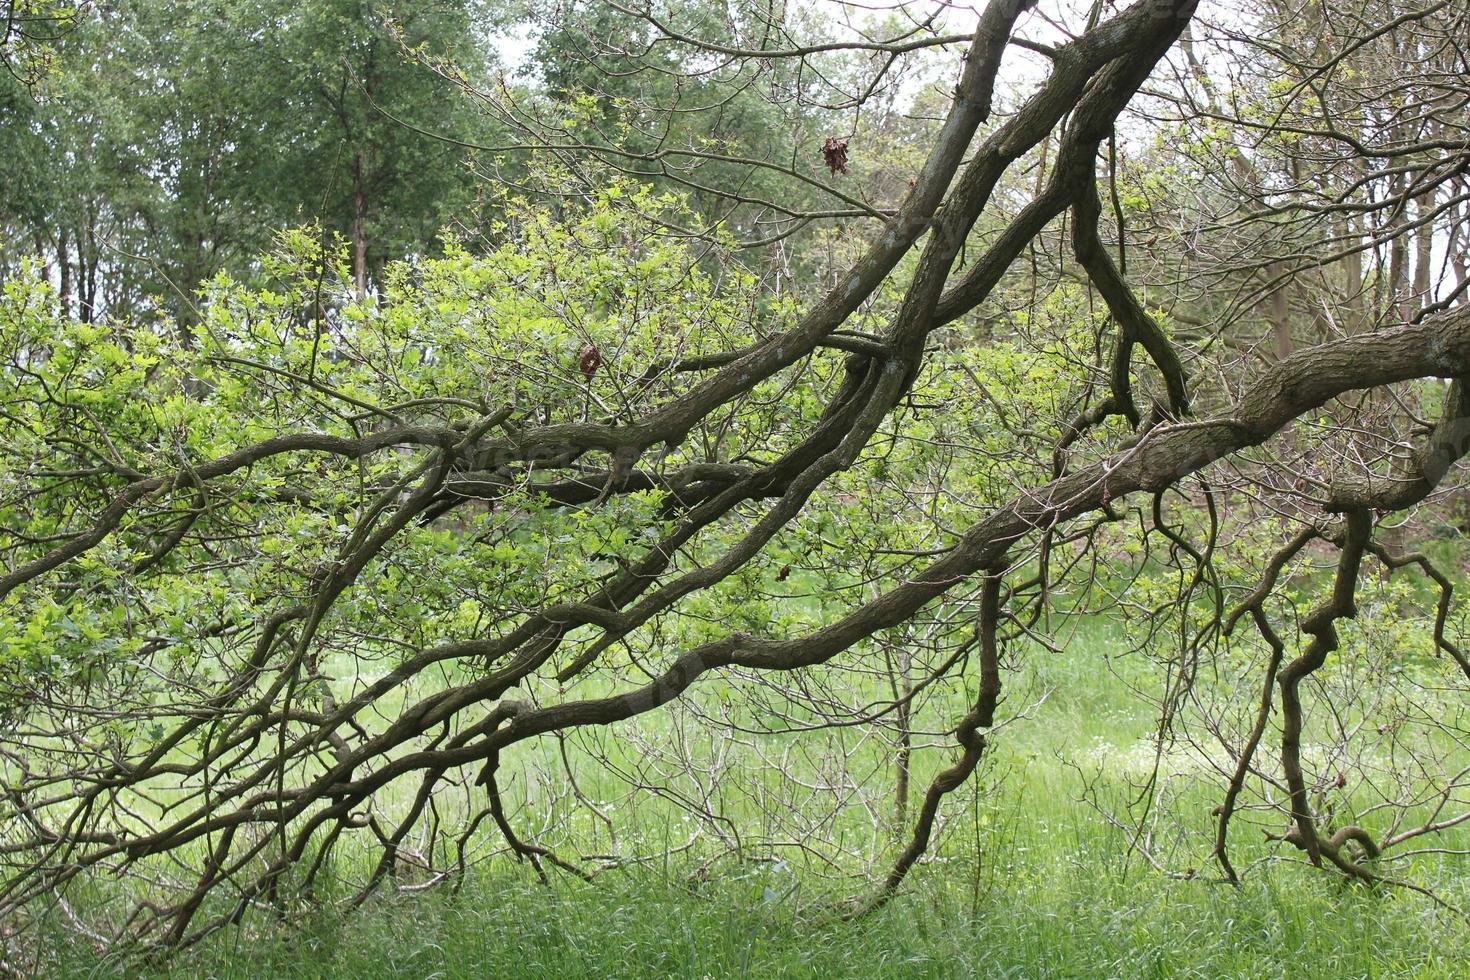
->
[32,615,1470,977]
[50,854,1469,978]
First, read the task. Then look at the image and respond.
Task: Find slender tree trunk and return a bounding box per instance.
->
[1414,190,1434,305]
[57,232,71,320]
[81,256,96,324]
[893,673,913,833]
[353,153,368,300]
[1452,218,1469,308]
[1268,284,1293,359]
[33,232,50,284]
[1387,170,1409,320]
[1341,210,1366,331]
[81,218,98,324]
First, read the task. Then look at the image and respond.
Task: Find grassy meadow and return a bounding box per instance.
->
[34,610,1470,979]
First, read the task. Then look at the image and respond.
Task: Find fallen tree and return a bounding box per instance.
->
[3,0,1470,951]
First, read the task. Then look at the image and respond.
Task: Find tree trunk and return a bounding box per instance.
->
[57,233,72,321]
[893,665,913,834]
[353,153,368,300]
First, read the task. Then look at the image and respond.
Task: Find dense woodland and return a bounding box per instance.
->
[4,0,1470,974]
